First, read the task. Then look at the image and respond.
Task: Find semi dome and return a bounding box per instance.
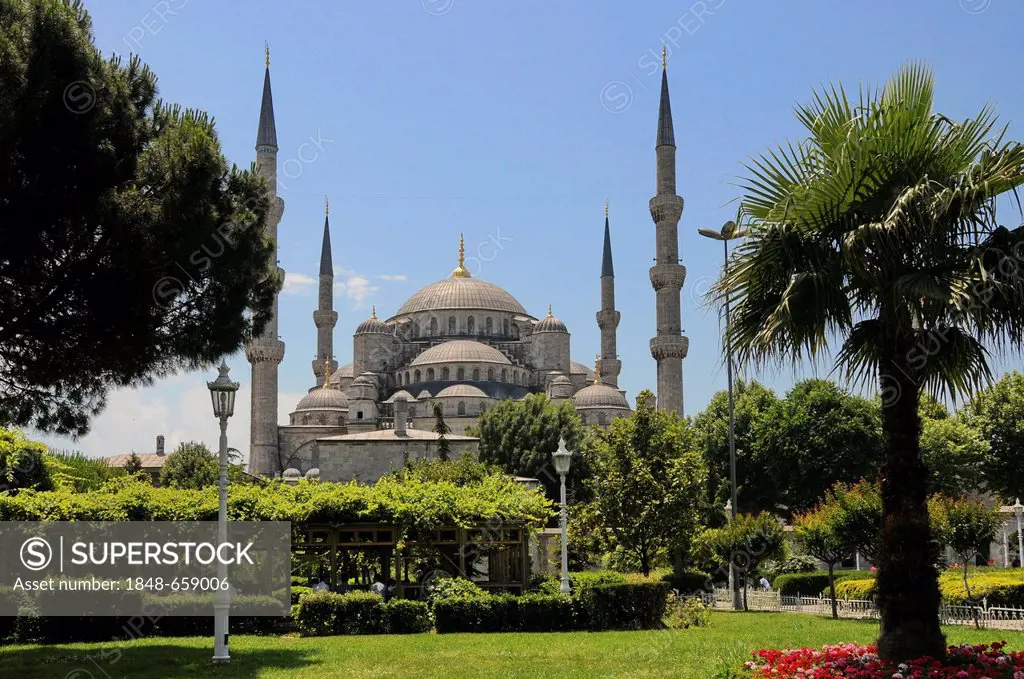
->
[394,277,528,317]
[533,305,568,333]
[572,383,630,410]
[410,340,511,367]
[294,385,349,412]
[355,307,390,335]
[435,384,489,399]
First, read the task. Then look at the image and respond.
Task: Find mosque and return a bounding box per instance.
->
[243,49,688,482]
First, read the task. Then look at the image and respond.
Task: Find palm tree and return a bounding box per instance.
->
[713,63,1024,662]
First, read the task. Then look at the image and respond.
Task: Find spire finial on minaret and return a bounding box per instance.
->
[662,45,667,70]
[451,233,471,278]
[256,44,278,150]
[265,42,270,68]
[325,194,329,216]
[605,199,609,218]
[594,355,602,384]
[656,49,675,148]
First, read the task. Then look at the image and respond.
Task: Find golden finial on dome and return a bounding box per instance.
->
[265,42,271,68]
[661,45,667,70]
[594,354,602,385]
[451,233,471,278]
[371,305,377,319]
[547,304,553,318]
[322,356,333,389]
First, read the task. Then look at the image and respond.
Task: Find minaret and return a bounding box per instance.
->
[596,201,621,388]
[245,43,286,476]
[648,47,689,415]
[312,196,338,387]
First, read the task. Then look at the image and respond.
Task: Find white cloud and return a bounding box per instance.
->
[377,274,407,281]
[282,272,316,295]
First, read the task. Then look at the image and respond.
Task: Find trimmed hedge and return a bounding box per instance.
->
[662,571,712,594]
[433,582,670,634]
[834,578,875,601]
[537,570,627,595]
[773,570,872,596]
[295,591,431,636]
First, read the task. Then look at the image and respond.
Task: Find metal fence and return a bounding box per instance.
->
[702,588,1024,630]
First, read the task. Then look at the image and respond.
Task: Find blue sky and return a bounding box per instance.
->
[38,0,1024,457]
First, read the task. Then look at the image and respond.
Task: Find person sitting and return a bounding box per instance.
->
[759,576,771,591]
[370,575,386,597]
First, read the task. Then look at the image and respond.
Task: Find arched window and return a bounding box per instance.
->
[414,369,421,382]
[597,413,606,426]
[467,316,475,334]
[503,318,510,336]
[501,369,507,382]
[406,371,411,384]
[442,367,450,380]
[457,401,466,416]
[478,402,486,414]
[414,322,421,337]
[487,368,494,381]
[472,368,480,381]
[448,316,456,334]
[427,368,435,381]
[409,406,416,417]
[396,373,402,386]
[430,317,438,336]
[511,324,519,340]
[457,367,465,380]
[485,317,493,334]
[513,370,518,384]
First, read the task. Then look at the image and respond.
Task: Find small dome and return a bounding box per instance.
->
[329,363,354,386]
[534,305,568,333]
[353,372,376,385]
[283,468,301,481]
[384,390,418,404]
[355,307,390,335]
[550,374,572,386]
[304,468,320,480]
[416,389,432,400]
[572,383,630,410]
[570,361,596,380]
[294,385,349,412]
[435,384,489,399]
[410,340,511,367]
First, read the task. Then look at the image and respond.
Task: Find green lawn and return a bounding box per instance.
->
[2,613,1023,679]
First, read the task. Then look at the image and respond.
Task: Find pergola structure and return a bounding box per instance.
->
[292,521,530,597]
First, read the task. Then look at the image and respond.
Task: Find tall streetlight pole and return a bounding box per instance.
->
[1015,499,1024,568]
[208,361,239,664]
[552,437,573,595]
[699,220,745,611]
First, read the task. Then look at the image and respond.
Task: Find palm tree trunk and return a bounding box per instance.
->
[876,356,946,662]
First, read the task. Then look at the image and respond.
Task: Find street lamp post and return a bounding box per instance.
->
[699,220,746,612]
[1015,499,1024,568]
[207,360,239,664]
[552,437,573,595]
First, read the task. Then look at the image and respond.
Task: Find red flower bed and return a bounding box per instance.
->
[739,642,1024,678]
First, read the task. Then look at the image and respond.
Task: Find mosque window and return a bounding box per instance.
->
[396,373,402,386]
[427,368,435,381]
[318,415,327,425]
[513,370,518,384]
[457,367,465,380]
[357,411,364,420]
[457,401,466,416]
[598,413,607,426]
[467,316,475,334]
[338,417,345,425]
[442,367,450,380]
[302,415,310,425]
[487,368,494,381]
[406,371,411,384]
[472,368,480,381]
[415,369,421,382]
[500,369,507,382]
[409,406,416,417]
[478,403,486,414]
[485,317,493,334]
[430,318,438,336]
[503,318,509,336]
[511,324,519,340]
[448,316,456,334]
[413,322,420,337]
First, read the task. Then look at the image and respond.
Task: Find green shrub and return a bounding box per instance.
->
[761,555,819,582]
[773,573,831,596]
[425,576,487,603]
[0,428,52,493]
[662,570,712,594]
[665,596,711,629]
[295,591,385,636]
[537,570,627,595]
[433,593,582,633]
[834,578,876,601]
[580,582,670,631]
[433,595,501,633]
[940,573,1024,607]
[291,585,312,605]
[382,599,431,634]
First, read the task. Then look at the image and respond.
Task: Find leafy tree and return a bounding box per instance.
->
[919,416,987,497]
[929,496,1000,626]
[713,63,1024,660]
[588,390,707,576]
[830,481,883,563]
[755,379,882,515]
[962,371,1024,501]
[389,454,501,486]
[471,393,589,504]
[0,0,280,436]
[0,427,52,492]
[698,512,785,610]
[691,380,779,517]
[794,501,854,618]
[159,441,218,490]
[431,402,451,462]
[123,452,144,476]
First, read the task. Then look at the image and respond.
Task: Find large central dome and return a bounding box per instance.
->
[394,276,528,316]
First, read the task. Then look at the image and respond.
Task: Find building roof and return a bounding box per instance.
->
[602,211,615,278]
[383,390,419,404]
[435,384,490,399]
[256,64,278,150]
[393,276,529,316]
[294,385,350,412]
[355,307,390,335]
[330,363,355,384]
[570,361,596,380]
[533,306,568,334]
[410,340,512,367]
[416,389,432,400]
[656,63,675,148]
[572,383,631,410]
[319,429,478,442]
[319,211,333,276]
[105,453,168,470]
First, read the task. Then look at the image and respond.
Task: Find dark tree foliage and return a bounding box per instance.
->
[158,441,218,490]
[470,393,589,505]
[962,371,1024,502]
[123,452,143,476]
[0,0,280,435]
[432,402,451,462]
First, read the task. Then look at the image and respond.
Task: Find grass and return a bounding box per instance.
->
[2,613,1024,678]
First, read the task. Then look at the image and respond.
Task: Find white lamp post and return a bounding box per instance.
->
[700,219,746,612]
[207,360,239,664]
[552,437,573,595]
[1014,499,1024,569]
